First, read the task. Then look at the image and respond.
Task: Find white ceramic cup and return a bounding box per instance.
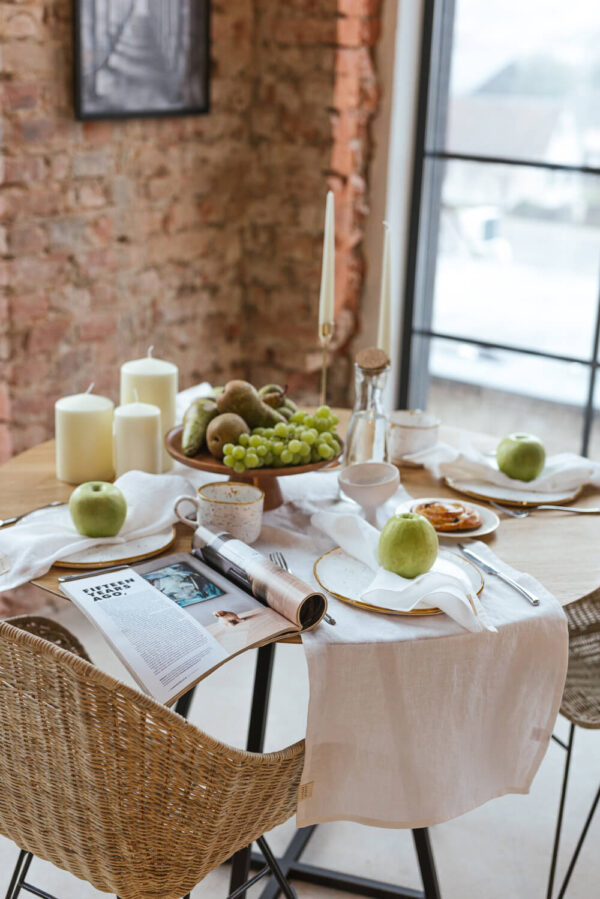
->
[388,410,440,464]
[338,462,400,525]
[175,481,264,544]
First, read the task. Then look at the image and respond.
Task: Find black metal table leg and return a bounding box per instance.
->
[547,723,576,899]
[412,829,441,899]
[173,686,196,720]
[228,643,276,897]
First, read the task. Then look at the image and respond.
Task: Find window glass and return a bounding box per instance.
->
[444,0,600,168]
[410,335,588,454]
[416,160,600,361]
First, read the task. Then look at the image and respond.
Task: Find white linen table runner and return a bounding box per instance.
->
[258,471,568,829]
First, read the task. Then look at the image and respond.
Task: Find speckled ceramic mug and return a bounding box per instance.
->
[175,481,264,544]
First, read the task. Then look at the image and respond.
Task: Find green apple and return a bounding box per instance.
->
[496,433,545,482]
[69,482,127,537]
[378,512,439,578]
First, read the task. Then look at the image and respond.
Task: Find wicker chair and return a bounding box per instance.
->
[0,616,304,899]
[547,594,600,899]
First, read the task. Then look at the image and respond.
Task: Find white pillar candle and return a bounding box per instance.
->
[377,222,392,358]
[114,402,162,478]
[55,393,114,484]
[318,190,335,332]
[120,348,178,472]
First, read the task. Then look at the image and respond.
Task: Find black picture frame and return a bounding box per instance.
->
[74,1,210,121]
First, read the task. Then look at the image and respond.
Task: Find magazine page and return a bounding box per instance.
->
[60,568,228,705]
[60,553,298,704]
[134,553,296,655]
[191,524,327,629]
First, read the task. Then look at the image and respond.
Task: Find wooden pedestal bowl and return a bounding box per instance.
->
[165,426,343,511]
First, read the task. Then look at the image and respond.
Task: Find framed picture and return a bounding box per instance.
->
[74,0,210,120]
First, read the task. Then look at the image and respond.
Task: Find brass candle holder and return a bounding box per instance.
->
[319,321,334,406]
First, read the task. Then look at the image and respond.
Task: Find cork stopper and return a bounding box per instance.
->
[355,347,390,372]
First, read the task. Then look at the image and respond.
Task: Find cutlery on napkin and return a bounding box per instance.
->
[0,471,195,591]
[406,441,600,494]
[311,511,496,633]
[458,543,540,607]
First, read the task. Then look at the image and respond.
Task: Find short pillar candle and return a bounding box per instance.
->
[114,402,162,478]
[120,349,178,472]
[55,393,114,484]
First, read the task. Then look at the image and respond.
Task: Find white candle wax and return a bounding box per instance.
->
[318,190,335,332]
[377,224,392,358]
[55,393,114,484]
[120,352,178,472]
[114,402,162,478]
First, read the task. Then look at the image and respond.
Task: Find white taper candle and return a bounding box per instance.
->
[377,222,392,358]
[318,190,335,332]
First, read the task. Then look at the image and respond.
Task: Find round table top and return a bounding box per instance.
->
[0,423,599,606]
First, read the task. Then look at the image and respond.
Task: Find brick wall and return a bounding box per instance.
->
[243,0,381,403]
[0,0,382,459]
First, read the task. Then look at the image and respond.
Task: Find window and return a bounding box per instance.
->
[400,0,600,456]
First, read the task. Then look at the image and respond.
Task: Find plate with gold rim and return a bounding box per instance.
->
[313,547,484,616]
[444,477,582,508]
[54,527,176,569]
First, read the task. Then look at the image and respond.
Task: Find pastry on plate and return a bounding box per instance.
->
[412,500,482,532]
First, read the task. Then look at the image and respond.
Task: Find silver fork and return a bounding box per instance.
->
[0,500,65,528]
[269,551,336,625]
[490,501,600,519]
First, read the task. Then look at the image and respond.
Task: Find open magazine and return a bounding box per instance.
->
[59,526,327,705]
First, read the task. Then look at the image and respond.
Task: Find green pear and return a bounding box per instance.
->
[258,384,287,407]
[206,413,250,459]
[217,380,286,427]
[181,398,218,456]
[378,512,439,578]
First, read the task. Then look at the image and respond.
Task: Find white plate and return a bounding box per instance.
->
[313,547,483,616]
[396,496,500,540]
[55,527,176,568]
[445,477,580,507]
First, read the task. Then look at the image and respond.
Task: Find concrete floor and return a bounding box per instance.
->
[1,599,598,899]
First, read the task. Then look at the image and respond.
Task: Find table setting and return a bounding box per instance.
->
[0,189,595,899]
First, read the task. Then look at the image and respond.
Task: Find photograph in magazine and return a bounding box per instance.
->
[141,558,288,654]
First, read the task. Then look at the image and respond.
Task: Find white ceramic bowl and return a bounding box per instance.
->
[338,462,400,524]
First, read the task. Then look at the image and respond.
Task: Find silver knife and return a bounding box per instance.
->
[458,543,540,607]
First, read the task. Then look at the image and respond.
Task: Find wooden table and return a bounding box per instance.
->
[1,426,596,899]
[3,429,599,606]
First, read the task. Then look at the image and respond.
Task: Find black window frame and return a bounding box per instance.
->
[399,0,600,456]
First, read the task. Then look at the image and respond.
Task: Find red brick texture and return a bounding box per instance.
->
[0,0,382,458]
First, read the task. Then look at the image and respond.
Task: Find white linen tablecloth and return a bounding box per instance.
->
[255,471,568,829]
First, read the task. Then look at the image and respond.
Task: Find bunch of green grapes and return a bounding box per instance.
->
[222,406,340,473]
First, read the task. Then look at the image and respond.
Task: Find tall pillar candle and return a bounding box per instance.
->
[120,349,178,471]
[55,393,114,484]
[114,402,162,478]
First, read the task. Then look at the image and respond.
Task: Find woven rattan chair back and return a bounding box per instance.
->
[560,592,600,729]
[0,619,304,899]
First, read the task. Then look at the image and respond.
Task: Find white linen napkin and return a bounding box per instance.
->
[0,471,195,591]
[311,511,495,632]
[408,440,600,494]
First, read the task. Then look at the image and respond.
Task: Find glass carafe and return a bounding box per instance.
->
[344,361,390,465]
